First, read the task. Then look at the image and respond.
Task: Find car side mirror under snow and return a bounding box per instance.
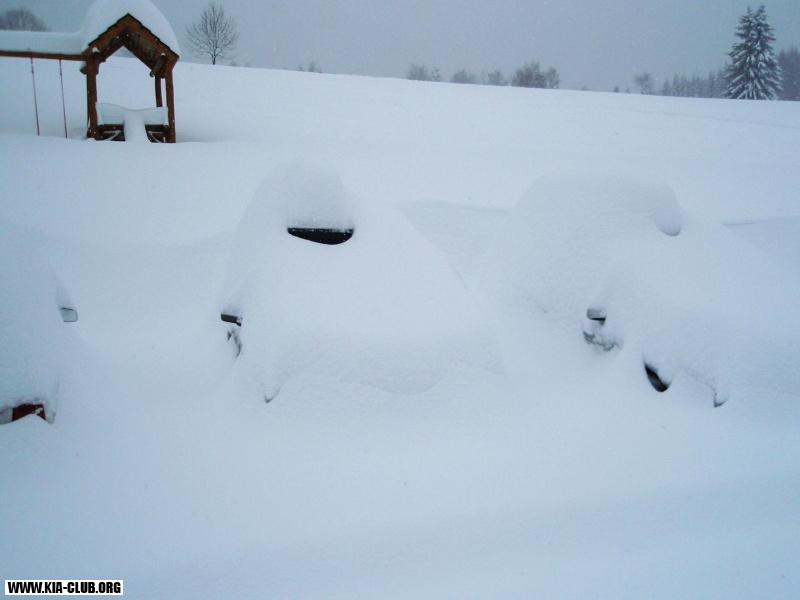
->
[59,307,78,322]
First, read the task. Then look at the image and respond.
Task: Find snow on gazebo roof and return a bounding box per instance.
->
[0,0,179,57]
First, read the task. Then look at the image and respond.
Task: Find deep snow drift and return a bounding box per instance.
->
[0,220,67,418]
[224,162,497,396]
[482,173,800,407]
[1,57,799,599]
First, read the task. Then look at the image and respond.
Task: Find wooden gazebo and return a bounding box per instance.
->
[0,4,180,142]
[83,14,179,142]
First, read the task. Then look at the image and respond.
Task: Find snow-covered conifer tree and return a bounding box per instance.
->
[725,5,782,100]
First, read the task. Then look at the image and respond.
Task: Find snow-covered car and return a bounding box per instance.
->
[219,162,499,398]
[485,173,800,406]
[0,220,77,424]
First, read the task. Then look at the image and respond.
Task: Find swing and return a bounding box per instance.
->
[27,56,69,138]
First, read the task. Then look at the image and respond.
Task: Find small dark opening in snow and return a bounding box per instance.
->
[644,363,670,392]
[287,228,353,245]
[0,403,48,425]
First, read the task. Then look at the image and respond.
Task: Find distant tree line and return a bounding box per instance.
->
[630,47,798,101]
[626,6,798,101]
[0,7,48,31]
[407,60,559,89]
[407,64,442,82]
[777,46,800,100]
[510,61,559,88]
[5,2,797,102]
[661,70,728,98]
[297,61,323,73]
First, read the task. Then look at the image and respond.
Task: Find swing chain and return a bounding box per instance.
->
[29,57,40,136]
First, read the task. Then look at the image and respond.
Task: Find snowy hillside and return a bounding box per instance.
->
[1,57,800,599]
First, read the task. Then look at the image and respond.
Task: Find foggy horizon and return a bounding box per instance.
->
[2,0,799,91]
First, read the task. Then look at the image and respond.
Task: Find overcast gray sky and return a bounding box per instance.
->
[2,0,799,90]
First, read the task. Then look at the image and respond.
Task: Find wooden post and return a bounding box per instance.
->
[165,65,175,142]
[154,76,163,107]
[85,60,99,139]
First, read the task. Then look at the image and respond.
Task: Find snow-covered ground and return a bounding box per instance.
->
[1,56,799,598]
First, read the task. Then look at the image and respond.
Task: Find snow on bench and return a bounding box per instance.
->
[97,103,167,142]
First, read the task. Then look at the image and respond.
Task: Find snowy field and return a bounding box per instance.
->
[1,56,800,598]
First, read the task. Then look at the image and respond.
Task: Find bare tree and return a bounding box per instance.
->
[407,64,441,82]
[485,69,507,86]
[186,2,238,65]
[298,61,323,73]
[0,8,48,31]
[451,69,477,84]
[543,67,560,89]
[511,61,559,89]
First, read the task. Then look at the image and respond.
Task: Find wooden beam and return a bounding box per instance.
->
[165,66,175,143]
[154,76,163,107]
[81,15,179,70]
[0,49,83,61]
[85,60,99,140]
[150,53,166,78]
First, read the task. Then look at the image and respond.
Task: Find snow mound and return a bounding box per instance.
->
[269,161,354,231]
[0,220,68,417]
[484,173,800,405]
[486,173,683,321]
[81,0,180,54]
[223,162,499,396]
